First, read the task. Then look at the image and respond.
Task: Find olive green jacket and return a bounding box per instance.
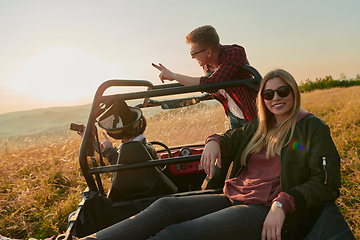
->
[204,114,341,236]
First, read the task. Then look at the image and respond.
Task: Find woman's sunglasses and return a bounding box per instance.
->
[261,86,292,100]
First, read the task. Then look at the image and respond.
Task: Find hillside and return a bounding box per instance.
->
[0,93,215,138]
[0,87,359,239]
[0,104,91,137]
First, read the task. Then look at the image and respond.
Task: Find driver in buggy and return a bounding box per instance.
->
[96,98,177,202]
[97,98,158,164]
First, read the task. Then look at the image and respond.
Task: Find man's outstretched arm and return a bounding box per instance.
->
[152,63,200,86]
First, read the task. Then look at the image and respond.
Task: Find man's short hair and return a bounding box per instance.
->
[185,25,220,51]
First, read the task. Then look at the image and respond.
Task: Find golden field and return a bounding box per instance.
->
[0,86,359,239]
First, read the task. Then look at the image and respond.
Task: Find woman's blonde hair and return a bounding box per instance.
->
[240,69,301,165]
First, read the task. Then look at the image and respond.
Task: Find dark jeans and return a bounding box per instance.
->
[227,111,247,130]
[81,194,270,240]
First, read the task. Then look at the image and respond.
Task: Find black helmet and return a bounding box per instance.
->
[98,98,146,139]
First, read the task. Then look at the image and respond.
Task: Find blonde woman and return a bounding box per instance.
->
[79,69,340,240]
[201,69,340,239]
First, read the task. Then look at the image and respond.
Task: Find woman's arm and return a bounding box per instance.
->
[289,116,341,208]
[200,140,222,177]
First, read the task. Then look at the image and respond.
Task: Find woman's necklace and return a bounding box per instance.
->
[274,120,278,128]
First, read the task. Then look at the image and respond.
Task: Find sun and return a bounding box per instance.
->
[8,46,120,104]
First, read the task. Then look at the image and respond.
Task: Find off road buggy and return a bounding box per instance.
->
[58,65,354,240]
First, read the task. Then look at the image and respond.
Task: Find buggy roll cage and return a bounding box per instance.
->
[79,65,262,193]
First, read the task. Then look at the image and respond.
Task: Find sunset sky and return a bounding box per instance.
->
[1,0,359,114]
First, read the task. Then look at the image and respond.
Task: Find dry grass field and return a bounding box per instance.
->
[0,87,359,239]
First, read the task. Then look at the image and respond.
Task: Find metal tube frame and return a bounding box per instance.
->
[79,65,262,192]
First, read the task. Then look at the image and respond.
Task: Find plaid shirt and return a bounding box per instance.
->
[199,44,257,121]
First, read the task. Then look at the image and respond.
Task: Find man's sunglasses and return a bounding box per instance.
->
[261,86,292,100]
[190,49,207,57]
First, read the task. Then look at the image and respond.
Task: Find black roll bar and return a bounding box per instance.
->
[88,155,201,175]
[79,65,262,192]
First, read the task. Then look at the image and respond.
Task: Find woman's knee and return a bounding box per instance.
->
[149,196,181,213]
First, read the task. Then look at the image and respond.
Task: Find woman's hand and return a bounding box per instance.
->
[100,132,113,149]
[200,140,221,177]
[261,202,285,240]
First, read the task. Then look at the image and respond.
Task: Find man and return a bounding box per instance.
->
[152,25,257,129]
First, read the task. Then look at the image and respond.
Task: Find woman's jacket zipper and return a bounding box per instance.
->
[322,156,328,185]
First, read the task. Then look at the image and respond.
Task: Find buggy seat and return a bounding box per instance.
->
[107,141,178,202]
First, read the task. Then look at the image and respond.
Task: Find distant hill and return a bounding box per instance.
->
[0,95,220,138]
[0,103,164,137]
[0,104,92,137]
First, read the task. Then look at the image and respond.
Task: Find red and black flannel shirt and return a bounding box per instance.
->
[199,44,257,121]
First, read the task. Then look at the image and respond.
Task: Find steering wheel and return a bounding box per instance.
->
[149,141,172,171]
